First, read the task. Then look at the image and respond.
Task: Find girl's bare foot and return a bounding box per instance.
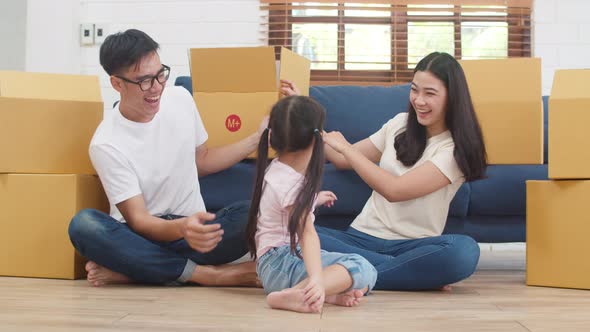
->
[267,289,321,313]
[85,261,130,287]
[325,289,364,307]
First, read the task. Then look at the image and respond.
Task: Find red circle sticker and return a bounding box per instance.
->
[225,114,242,132]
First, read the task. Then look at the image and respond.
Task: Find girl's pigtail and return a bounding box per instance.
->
[245,128,270,258]
[288,129,325,257]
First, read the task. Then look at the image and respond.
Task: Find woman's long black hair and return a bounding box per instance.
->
[394,52,487,182]
[246,96,326,258]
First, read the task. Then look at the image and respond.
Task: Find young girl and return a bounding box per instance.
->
[281,52,487,291]
[246,96,377,313]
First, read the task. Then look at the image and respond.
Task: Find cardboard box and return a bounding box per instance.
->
[0,174,109,279]
[0,71,103,174]
[526,180,590,290]
[548,69,590,179]
[459,58,543,164]
[189,47,310,155]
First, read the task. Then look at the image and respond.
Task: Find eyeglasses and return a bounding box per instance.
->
[115,65,171,91]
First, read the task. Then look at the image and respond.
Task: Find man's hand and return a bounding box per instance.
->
[280,79,301,97]
[181,212,223,253]
[323,131,352,154]
[316,191,337,208]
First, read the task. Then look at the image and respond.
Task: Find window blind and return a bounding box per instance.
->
[260,0,532,85]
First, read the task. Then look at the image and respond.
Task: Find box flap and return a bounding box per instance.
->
[278,47,311,97]
[0,71,102,102]
[551,69,590,100]
[459,58,541,103]
[190,47,277,93]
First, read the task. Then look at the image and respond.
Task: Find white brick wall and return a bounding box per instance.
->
[581,24,590,43]
[79,0,263,109]
[25,0,80,74]
[0,0,27,71]
[534,0,590,95]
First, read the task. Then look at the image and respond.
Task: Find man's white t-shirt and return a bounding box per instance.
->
[350,112,464,240]
[89,86,208,222]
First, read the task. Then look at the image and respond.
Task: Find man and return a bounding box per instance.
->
[68,29,265,287]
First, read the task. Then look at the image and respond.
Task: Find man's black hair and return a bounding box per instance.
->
[99,29,159,75]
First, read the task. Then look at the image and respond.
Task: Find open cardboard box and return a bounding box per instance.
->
[189,47,310,156]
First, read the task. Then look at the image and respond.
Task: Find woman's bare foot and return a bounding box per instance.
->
[85,261,131,287]
[325,289,364,307]
[439,285,452,291]
[267,289,321,313]
[192,261,260,287]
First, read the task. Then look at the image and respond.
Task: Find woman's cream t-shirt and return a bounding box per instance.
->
[350,112,464,240]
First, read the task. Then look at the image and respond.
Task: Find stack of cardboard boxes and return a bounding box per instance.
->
[527,69,590,290]
[0,71,108,280]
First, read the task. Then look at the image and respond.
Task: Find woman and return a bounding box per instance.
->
[281,52,487,290]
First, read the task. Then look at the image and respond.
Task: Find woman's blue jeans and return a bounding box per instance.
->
[68,201,250,285]
[315,226,480,290]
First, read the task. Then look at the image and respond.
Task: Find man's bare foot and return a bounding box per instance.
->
[85,261,130,287]
[267,289,321,313]
[192,261,259,287]
[325,289,364,307]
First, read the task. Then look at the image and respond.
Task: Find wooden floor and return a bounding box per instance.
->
[1,248,589,332]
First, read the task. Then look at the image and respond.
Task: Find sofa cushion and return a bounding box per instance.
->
[469,164,548,216]
[316,164,372,216]
[444,216,525,243]
[200,161,256,211]
[310,85,411,143]
[318,214,527,242]
[175,76,193,94]
[449,183,470,218]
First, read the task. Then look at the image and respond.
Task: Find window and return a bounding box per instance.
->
[261,1,532,85]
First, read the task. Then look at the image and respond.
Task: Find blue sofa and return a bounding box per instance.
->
[175,76,549,243]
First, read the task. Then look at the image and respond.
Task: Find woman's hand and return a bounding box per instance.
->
[316,191,337,208]
[280,79,301,97]
[323,131,352,154]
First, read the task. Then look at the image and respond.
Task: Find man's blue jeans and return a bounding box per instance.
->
[316,226,480,290]
[68,201,250,285]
